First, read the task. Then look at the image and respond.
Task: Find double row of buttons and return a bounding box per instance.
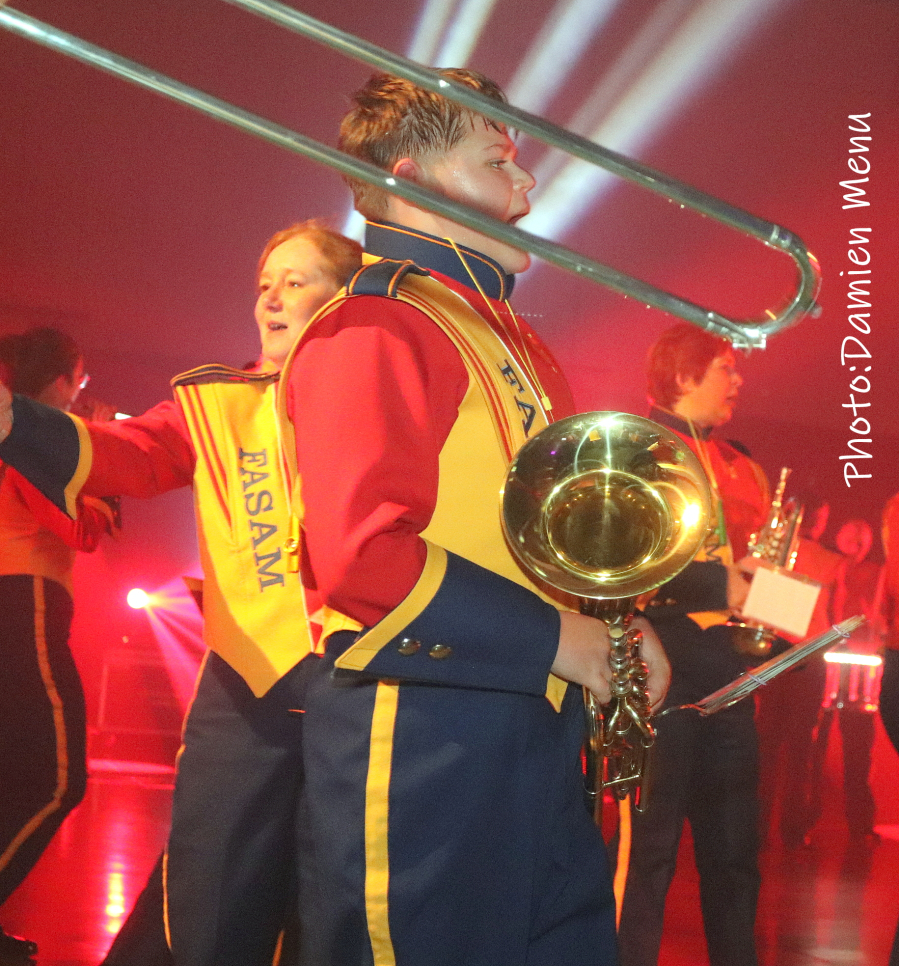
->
[397,637,452,659]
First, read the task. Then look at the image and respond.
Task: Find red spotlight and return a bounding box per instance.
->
[126,588,151,609]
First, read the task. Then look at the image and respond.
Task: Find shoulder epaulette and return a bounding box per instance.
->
[171,364,278,389]
[346,259,430,299]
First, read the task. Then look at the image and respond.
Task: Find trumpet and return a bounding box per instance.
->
[0,0,820,348]
[501,412,711,816]
[729,467,805,660]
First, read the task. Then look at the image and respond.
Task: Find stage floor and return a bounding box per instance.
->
[1,759,897,965]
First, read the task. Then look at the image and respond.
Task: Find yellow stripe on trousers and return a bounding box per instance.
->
[365,681,400,966]
[0,577,70,874]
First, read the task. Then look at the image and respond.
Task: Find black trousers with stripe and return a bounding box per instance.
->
[612,622,760,966]
[0,574,88,907]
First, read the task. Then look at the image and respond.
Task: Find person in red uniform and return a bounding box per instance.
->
[613,322,769,966]
[0,328,117,965]
[806,518,883,844]
[755,500,841,849]
[879,493,899,966]
[280,69,669,966]
[0,224,362,966]
[0,82,671,962]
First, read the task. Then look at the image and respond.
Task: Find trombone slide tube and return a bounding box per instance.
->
[221,0,821,346]
[0,3,819,347]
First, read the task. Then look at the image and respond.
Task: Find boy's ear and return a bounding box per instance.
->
[392,157,423,183]
[674,372,694,394]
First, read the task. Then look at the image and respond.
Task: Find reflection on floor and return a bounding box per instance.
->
[661,824,898,966]
[1,759,897,965]
[1,761,173,966]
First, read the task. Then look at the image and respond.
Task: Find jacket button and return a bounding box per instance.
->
[428,644,452,660]
[397,638,421,655]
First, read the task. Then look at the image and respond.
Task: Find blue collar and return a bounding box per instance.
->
[364,220,516,301]
[648,406,714,441]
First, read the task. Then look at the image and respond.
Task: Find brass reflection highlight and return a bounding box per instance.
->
[502,412,711,814]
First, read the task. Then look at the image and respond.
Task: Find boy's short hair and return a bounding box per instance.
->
[646,323,731,409]
[257,220,363,288]
[338,68,508,219]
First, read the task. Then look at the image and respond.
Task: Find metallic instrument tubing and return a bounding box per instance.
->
[0,2,819,348]
[501,412,713,814]
[729,466,806,660]
[222,0,822,348]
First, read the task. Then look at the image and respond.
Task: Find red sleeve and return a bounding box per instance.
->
[8,469,111,552]
[287,296,469,628]
[884,495,899,641]
[81,400,196,497]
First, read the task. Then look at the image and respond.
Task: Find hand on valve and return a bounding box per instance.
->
[553,611,671,711]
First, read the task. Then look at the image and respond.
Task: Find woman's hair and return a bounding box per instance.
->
[646,323,731,409]
[257,221,363,288]
[0,327,81,399]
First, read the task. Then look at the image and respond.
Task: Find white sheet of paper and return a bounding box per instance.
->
[742,566,821,638]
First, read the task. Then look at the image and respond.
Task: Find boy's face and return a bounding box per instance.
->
[410,117,535,274]
[38,358,86,412]
[673,350,742,428]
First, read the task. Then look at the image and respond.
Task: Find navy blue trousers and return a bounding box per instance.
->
[165,638,617,966]
[612,620,760,966]
[165,651,316,966]
[613,701,760,966]
[0,575,87,907]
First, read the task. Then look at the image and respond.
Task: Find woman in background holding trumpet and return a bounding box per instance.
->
[614,323,769,966]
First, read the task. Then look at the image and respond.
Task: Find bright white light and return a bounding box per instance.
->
[340,209,367,244]
[823,652,882,667]
[104,870,126,933]
[138,575,206,710]
[407,0,458,64]
[126,588,151,609]
[528,0,692,191]
[505,0,623,116]
[434,0,500,65]
[524,0,789,241]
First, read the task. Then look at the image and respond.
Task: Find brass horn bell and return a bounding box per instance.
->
[501,412,711,813]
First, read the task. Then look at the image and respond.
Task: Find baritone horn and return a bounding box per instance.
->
[501,412,711,817]
[0,0,820,349]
